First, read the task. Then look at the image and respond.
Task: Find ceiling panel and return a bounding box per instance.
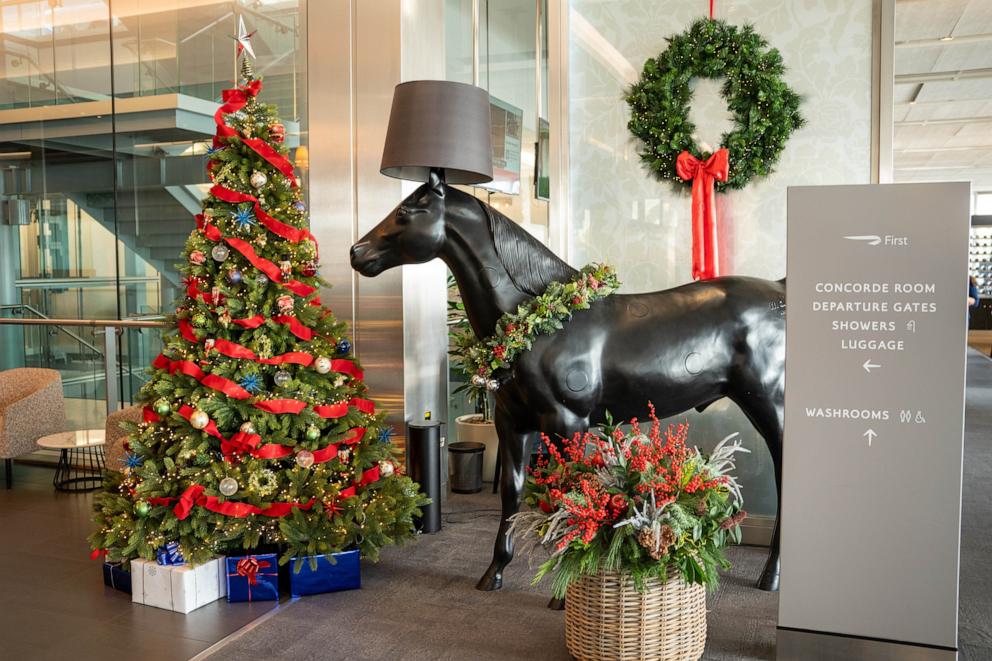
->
[893,1,992,190]
[957,0,992,36]
[915,79,992,103]
[895,0,970,41]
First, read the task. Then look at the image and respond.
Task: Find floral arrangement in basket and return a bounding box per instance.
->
[509,405,749,599]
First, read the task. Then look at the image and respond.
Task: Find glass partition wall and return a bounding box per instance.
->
[0,0,307,429]
[444,0,550,463]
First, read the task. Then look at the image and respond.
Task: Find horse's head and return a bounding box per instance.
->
[350,170,448,277]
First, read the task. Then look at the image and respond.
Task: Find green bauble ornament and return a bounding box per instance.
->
[154,399,171,416]
[192,313,207,327]
[134,501,152,517]
[305,425,320,441]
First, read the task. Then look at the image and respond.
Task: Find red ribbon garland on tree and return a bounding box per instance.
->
[196,216,316,298]
[676,148,729,281]
[209,184,315,247]
[212,81,299,190]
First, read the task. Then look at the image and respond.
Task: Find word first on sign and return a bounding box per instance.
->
[779,183,970,660]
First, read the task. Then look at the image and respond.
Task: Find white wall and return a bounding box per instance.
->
[566,0,875,517]
[568,0,873,290]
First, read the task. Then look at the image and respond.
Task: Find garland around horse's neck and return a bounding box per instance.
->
[452,263,620,391]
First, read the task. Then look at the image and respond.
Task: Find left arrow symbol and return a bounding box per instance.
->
[864,429,877,446]
[863,359,881,373]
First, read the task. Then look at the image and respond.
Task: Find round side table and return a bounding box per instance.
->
[36,429,106,492]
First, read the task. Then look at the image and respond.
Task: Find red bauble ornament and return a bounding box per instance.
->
[268,123,286,143]
[302,261,317,277]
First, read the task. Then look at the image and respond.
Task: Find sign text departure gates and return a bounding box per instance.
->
[779,183,970,659]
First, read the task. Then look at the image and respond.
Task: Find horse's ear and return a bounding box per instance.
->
[429,169,446,198]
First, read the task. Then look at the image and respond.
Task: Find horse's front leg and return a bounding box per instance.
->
[476,411,535,592]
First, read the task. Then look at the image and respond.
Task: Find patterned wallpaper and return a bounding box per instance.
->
[567,0,873,516]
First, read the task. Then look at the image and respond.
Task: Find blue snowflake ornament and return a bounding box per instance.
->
[123,452,144,469]
[378,427,394,444]
[239,374,262,393]
[231,206,256,230]
[206,145,225,156]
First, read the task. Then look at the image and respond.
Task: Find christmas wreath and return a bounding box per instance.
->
[626,18,804,192]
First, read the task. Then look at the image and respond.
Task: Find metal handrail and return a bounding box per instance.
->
[0,304,107,355]
[0,316,167,329]
[0,311,168,415]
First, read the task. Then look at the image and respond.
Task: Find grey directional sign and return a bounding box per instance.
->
[779,183,970,659]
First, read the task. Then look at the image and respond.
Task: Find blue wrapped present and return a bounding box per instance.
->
[156,541,185,566]
[289,550,361,597]
[226,554,279,602]
[102,561,132,594]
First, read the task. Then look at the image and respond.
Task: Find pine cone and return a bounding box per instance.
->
[637,525,677,560]
[637,529,665,560]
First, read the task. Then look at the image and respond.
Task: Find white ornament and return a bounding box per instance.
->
[314,356,332,374]
[211,244,229,262]
[240,421,256,435]
[189,409,210,430]
[219,477,239,496]
[486,379,500,392]
[295,450,315,469]
[273,370,292,388]
[250,170,268,188]
[378,460,395,477]
[471,374,487,388]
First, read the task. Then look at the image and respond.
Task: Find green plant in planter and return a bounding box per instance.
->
[509,405,748,598]
[448,274,492,422]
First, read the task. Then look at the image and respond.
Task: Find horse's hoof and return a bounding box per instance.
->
[756,564,780,592]
[476,567,503,591]
[547,596,565,610]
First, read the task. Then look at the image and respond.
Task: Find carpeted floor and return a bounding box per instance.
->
[206,350,992,661]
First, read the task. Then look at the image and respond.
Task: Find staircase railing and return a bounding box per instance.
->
[0,310,167,417]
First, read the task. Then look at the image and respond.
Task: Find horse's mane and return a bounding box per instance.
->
[481,201,578,296]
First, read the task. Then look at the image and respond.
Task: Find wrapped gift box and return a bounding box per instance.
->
[226,554,279,603]
[289,550,361,597]
[131,557,226,614]
[102,561,132,594]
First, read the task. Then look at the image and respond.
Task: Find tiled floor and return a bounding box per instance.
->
[0,464,278,661]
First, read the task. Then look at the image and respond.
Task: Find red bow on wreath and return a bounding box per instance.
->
[676,148,729,281]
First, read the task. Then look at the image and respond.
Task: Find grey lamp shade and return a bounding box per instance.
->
[380,80,493,185]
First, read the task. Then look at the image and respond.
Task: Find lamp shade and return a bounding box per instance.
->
[380,80,493,185]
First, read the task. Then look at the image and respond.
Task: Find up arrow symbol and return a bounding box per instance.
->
[864,429,877,446]
[863,359,881,373]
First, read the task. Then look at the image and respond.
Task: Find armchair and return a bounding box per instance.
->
[0,368,66,488]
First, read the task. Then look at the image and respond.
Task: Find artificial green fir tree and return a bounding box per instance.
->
[90,57,427,568]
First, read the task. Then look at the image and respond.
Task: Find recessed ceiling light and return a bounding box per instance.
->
[939,35,954,42]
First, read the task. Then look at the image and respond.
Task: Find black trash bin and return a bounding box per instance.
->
[448,441,485,494]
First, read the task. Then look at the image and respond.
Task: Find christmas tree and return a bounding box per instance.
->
[90,52,427,568]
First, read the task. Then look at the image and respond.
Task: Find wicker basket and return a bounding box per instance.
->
[564,570,706,661]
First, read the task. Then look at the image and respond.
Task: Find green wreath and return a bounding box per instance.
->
[627,18,804,191]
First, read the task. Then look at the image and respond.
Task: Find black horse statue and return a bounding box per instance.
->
[351,171,785,593]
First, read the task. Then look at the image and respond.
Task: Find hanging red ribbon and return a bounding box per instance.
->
[332,359,364,381]
[234,315,265,329]
[676,148,729,281]
[214,81,262,146]
[272,315,314,341]
[253,398,308,415]
[166,483,317,520]
[178,319,199,343]
[196,216,317,298]
[240,139,299,188]
[153,354,251,400]
[209,184,312,244]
